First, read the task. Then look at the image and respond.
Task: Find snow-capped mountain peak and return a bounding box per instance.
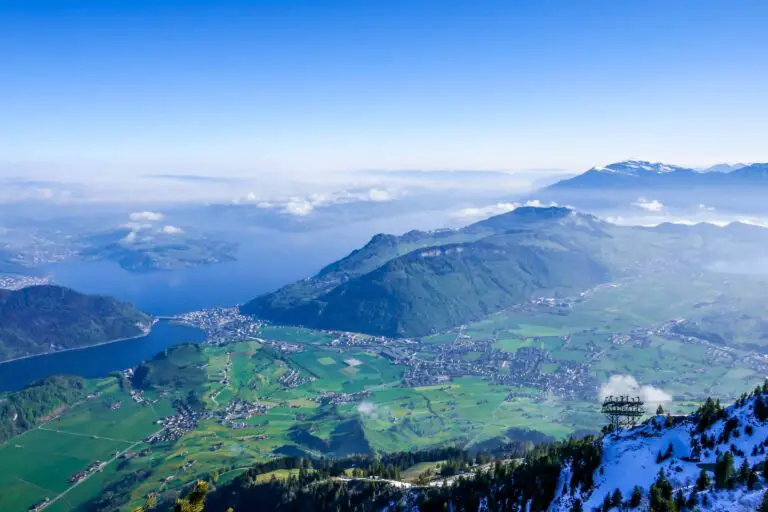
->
[591,160,695,176]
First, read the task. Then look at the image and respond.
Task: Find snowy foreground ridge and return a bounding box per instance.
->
[550,393,768,511]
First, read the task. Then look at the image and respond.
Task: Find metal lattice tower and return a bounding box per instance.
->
[601,395,644,430]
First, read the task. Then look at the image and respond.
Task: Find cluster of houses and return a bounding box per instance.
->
[278,369,313,389]
[330,332,392,346]
[173,307,264,345]
[69,461,105,484]
[312,391,371,405]
[28,498,50,511]
[265,340,303,353]
[146,398,268,444]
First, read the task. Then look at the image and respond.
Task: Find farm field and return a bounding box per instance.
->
[4,269,768,510]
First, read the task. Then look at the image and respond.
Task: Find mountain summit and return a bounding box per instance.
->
[242,206,768,337]
[591,160,695,176]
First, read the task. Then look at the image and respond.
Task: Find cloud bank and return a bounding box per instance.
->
[632,197,664,212]
[237,187,399,216]
[161,225,184,234]
[451,200,557,222]
[129,211,164,222]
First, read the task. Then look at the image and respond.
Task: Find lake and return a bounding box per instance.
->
[0,321,205,392]
[0,212,450,391]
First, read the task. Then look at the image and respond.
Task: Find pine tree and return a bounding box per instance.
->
[714,452,734,489]
[601,493,612,512]
[649,470,676,512]
[696,468,711,491]
[686,490,698,509]
[611,488,623,508]
[656,404,665,415]
[674,489,685,511]
[629,486,643,508]
[749,467,759,490]
[737,458,750,483]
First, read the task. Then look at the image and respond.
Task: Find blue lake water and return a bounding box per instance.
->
[44,235,348,316]
[0,321,205,392]
[0,213,450,391]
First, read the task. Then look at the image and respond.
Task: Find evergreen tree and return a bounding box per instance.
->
[737,458,751,484]
[649,470,677,512]
[760,491,768,512]
[601,493,612,512]
[756,396,768,422]
[695,468,711,491]
[714,452,734,489]
[656,404,665,415]
[611,488,623,508]
[674,489,686,511]
[749,467,759,490]
[629,486,643,508]
[686,490,698,509]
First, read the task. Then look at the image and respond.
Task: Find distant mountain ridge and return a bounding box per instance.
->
[0,285,152,361]
[545,160,768,190]
[242,206,768,337]
[536,160,768,211]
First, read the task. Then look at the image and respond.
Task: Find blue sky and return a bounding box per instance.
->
[1,0,767,177]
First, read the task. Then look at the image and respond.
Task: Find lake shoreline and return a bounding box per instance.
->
[0,318,159,366]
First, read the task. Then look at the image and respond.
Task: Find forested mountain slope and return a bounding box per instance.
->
[0,285,151,361]
[243,207,768,337]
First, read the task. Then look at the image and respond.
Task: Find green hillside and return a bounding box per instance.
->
[0,285,152,361]
[0,375,87,443]
[243,207,768,337]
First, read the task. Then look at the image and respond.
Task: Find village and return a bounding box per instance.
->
[145,398,268,444]
[172,307,264,345]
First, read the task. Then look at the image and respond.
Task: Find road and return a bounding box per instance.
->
[39,427,166,511]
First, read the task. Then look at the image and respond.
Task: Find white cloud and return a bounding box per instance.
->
[452,202,519,221]
[599,374,672,413]
[357,401,378,418]
[237,187,398,215]
[161,225,184,234]
[129,211,164,221]
[282,199,315,216]
[632,197,664,212]
[367,188,392,201]
[119,222,152,231]
[121,231,138,244]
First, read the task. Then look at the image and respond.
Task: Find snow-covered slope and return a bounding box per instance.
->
[550,393,768,511]
[591,160,696,176]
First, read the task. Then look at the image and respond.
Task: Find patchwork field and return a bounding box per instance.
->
[4,269,768,510]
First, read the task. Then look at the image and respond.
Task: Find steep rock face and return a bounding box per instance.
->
[0,285,151,361]
[551,392,768,511]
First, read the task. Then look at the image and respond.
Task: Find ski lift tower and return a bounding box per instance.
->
[601,395,644,430]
